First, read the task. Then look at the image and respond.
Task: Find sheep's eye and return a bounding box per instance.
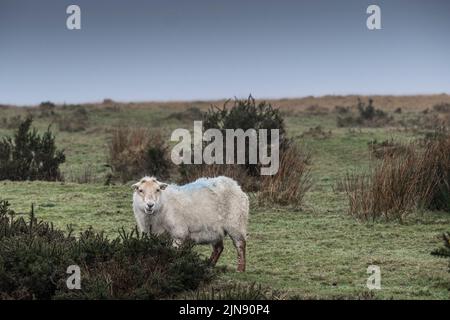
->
[156,188,160,192]
[138,189,143,193]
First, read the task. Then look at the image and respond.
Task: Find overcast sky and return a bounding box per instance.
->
[1,0,449,105]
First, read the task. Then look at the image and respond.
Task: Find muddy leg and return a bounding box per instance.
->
[209,240,224,266]
[233,239,246,272]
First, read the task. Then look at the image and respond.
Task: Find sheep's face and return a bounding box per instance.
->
[132,177,168,215]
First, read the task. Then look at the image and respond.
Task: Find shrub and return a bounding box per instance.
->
[107,127,172,182]
[357,98,386,121]
[179,97,312,205]
[432,232,450,278]
[202,96,287,176]
[0,117,66,181]
[38,101,56,118]
[337,98,392,128]
[431,231,450,291]
[0,201,213,300]
[146,132,172,180]
[258,144,312,207]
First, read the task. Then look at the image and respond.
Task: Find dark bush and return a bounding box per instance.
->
[0,201,213,300]
[38,101,56,118]
[432,232,450,277]
[0,117,66,181]
[337,98,392,127]
[357,98,386,121]
[180,97,312,205]
[432,231,450,290]
[202,96,287,176]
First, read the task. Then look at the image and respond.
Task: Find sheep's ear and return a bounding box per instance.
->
[160,183,168,190]
[131,182,140,190]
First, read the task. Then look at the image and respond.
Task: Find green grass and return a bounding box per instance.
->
[0,101,449,299]
[0,182,448,299]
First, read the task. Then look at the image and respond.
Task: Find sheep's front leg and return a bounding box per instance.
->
[209,240,224,266]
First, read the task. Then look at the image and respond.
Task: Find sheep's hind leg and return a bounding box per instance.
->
[209,240,224,266]
[231,237,246,272]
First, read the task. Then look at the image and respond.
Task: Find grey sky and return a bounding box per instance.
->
[1,0,449,105]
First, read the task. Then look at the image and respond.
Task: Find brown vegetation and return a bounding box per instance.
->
[343,135,450,221]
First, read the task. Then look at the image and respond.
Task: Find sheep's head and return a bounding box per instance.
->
[132,176,168,215]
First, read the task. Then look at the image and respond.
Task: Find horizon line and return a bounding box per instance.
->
[2,92,450,107]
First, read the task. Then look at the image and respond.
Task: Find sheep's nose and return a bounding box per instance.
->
[147,203,154,210]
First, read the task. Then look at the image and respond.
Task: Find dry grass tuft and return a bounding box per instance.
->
[343,136,450,221]
[258,144,312,208]
[107,127,172,182]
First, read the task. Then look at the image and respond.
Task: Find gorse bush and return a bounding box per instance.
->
[0,201,213,300]
[38,101,56,118]
[337,98,391,128]
[108,127,172,182]
[432,231,450,291]
[202,96,287,176]
[146,132,172,180]
[0,117,66,181]
[432,232,450,279]
[357,98,387,121]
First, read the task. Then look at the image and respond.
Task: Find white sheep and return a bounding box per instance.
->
[132,176,249,272]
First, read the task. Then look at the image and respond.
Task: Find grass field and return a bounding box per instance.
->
[0,95,449,299]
